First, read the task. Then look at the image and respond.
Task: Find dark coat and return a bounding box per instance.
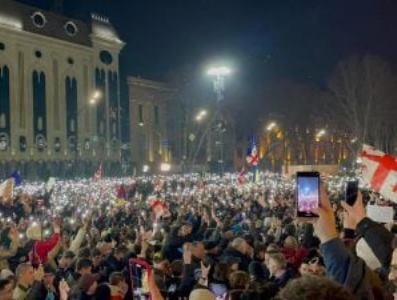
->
[321,238,377,300]
[221,247,252,271]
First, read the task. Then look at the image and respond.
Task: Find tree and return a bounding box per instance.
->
[325,55,397,154]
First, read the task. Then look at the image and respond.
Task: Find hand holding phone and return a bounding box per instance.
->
[296,172,320,218]
[345,181,359,206]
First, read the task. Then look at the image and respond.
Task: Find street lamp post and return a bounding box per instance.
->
[207,66,231,176]
[190,66,231,175]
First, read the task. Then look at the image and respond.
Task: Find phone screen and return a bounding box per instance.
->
[296,172,320,218]
[128,258,151,300]
[345,181,358,206]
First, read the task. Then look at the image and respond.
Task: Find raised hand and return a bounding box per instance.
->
[341,191,366,229]
[311,184,338,244]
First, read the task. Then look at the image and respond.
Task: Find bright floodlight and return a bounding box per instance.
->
[89,98,97,105]
[93,90,102,100]
[160,163,171,172]
[142,165,150,173]
[266,122,277,131]
[195,109,208,122]
[316,129,326,138]
[207,66,231,76]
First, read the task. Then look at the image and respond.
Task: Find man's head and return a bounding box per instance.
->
[91,248,104,267]
[192,241,205,260]
[179,223,192,237]
[59,251,75,269]
[114,245,128,261]
[267,253,287,276]
[109,272,127,295]
[231,237,249,255]
[276,275,354,300]
[76,258,93,275]
[0,279,13,300]
[15,263,34,287]
[43,265,55,287]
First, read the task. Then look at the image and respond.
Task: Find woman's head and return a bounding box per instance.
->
[228,271,250,290]
[283,236,298,250]
[267,253,287,276]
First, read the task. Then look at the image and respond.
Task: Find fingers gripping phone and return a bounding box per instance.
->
[296,172,320,218]
[345,181,359,206]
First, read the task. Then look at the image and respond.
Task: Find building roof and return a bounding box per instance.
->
[0,0,122,46]
[127,76,176,93]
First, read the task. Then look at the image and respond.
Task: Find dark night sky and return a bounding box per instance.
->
[17,0,397,137]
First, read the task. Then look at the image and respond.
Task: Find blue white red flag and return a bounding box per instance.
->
[246,136,259,167]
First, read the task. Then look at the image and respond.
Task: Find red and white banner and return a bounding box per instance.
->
[149,199,170,219]
[360,144,397,202]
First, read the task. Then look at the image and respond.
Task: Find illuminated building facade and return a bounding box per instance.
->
[257,115,351,171]
[128,77,184,173]
[0,0,125,178]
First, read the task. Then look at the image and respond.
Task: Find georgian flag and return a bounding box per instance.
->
[149,198,170,219]
[360,144,397,202]
[246,136,259,166]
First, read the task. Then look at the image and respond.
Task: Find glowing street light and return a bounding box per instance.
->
[266,122,277,131]
[89,90,102,105]
[142,164,150,173]
[195,109,208,122]
[207,66,232,76]
[315,129,326,142]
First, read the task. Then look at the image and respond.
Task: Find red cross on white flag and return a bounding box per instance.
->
[360,144,397,202]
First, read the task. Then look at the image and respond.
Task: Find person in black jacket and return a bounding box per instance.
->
[162,221,196,262]
[103,245,128,279]
[221,238,252,271]
[313,185,382,299]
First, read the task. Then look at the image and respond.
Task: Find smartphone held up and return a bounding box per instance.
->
[296,171,320,218]
[345,180,359,206]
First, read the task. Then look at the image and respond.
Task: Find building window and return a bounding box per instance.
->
[0,42,5,51]
[138,104,144,126]
[19,136,27,152]
[54,137,61,152]
[154,105,159,126]
[31,12,47,28]
[64,21,78,36]
[35,50,42,58]
[99,50,113,65]
[67,57,74,65]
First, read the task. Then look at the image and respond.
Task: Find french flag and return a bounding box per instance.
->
[246,136,259,167]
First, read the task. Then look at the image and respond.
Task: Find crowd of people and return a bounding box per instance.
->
[0,172,396,300]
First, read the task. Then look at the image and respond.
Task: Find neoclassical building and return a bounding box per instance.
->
[0,0,125,178]
[128,76,184,173]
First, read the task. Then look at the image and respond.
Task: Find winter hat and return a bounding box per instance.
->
[26,223,42,240]
[356,238,382,270]
[189,288,216,300]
